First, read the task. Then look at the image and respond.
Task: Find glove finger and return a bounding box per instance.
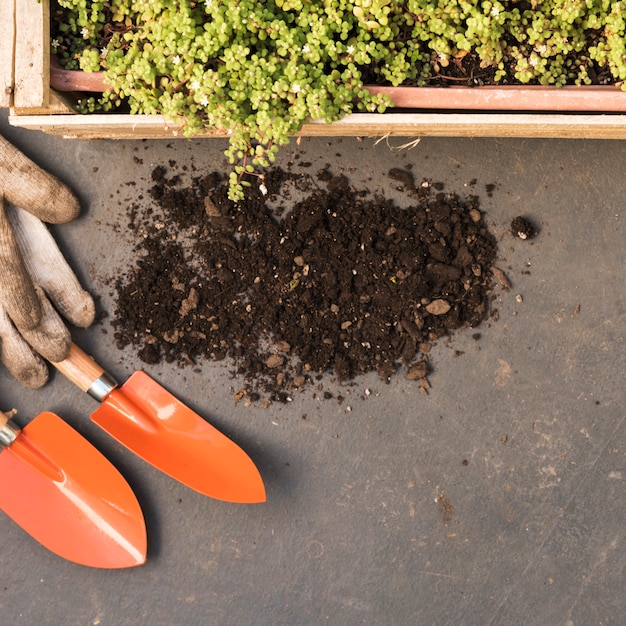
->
[0,196,42,330]
[0,306,48,389]
[16,287,72,363]
[0,135,80,224]
[7,204,96,328]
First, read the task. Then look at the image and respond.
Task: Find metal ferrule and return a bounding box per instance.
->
[87,372,118,402]
[0,420,19,448]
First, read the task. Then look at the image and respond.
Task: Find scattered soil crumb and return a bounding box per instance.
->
[510,215,538,240]
[111,166,501,402]
[491,266,511,290]
[436,492,454,525]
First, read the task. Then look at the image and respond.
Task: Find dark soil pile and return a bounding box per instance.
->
[111,167,499,402]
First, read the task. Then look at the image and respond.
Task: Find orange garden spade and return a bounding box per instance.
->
[52,343,266,504]
[0,408,146,568]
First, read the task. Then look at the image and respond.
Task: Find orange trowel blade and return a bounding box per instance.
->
[0,412,146,568]
[91,371,266,503]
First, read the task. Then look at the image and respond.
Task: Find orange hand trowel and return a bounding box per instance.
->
[52,343,266,504]
[0,408,146,568]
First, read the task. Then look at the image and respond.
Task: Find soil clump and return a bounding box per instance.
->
[510,215,538,240]
[111,167,499,402]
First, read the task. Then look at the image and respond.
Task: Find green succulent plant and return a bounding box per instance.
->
[52,0,626,199]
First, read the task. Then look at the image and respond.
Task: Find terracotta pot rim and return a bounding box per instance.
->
[365,84,626,112]
[50,56,112,92]
[49,58,626,112]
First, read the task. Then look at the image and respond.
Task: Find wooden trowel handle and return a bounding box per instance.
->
[0,410,19,447]
[52,343,109,394]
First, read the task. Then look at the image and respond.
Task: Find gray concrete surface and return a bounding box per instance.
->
[0,109,624,625]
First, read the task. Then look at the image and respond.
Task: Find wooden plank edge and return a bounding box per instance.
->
[13,0,49,110]
[0,0,16,108]
[11,90,78,115]
[8,112,626,140]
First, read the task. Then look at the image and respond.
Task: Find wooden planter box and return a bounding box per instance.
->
[4,0,626,140]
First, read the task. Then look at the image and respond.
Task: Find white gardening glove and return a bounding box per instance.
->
[0,134,95,388]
